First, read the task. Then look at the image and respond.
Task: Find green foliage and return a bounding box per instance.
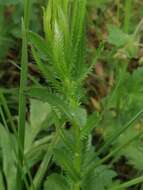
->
[108,25,139,58]
[25,98,51,150]
[0,0,20,5]
[1,0,143,190]
[27,0,143,190]
[0,97,55,190]
[0,1,43,63]
[103,67,143,122]
[81,111,99,139]
[30,0,96,110]
[108,25,131,47]
[87,0,112,9]
[100,66,143,171]
[0,124,16,190]
[44,173,70,190]
[82,165,117,190]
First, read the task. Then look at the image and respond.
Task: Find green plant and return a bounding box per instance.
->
[0,91,55,190]
[16,0,31,189]
[27,0,143,190]
[0,0,143,190]
[0,0,43,65]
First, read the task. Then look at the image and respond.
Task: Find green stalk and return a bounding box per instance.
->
[74,184,80,190]
[73,124,82,190]
[124,0,132,33]
[110,175,143,190]
[29,131,60,190]
[0,91,34,189]
[0,91,16,131]
[0,106,9,131]
[17,0,31,189]
[0,106,30,190]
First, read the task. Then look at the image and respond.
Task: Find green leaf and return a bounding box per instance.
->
[44,174,70,190]
[25,98,51,150]
[108,25,130,47]
[31,46,56,84]
[70,0,87,77]
[98,108,143,154]
[29,147,54,190]
[53,148,80,182]
[29,31,52,60]
[30,98,51,128]
[72,107,87,127]
[81,112,99,139]
[110,128,143,171]
[108,25,139,58]
[26,87,72,120]
[82,165,117,190]
[0,124,16,190]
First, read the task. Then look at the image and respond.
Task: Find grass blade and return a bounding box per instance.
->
[17,0,31,189]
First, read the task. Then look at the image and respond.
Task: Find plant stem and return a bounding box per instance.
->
[110,175,143,190]
[73,124,81,190]
[29,131,60,190]
[0,91,16,131]
[74,184,80,190]
[1,90,35,189]
[17,0,31,189]
[124,0,132,33]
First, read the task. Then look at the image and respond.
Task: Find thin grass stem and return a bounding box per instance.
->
[110,175,143,190]
[17,0,31,189]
